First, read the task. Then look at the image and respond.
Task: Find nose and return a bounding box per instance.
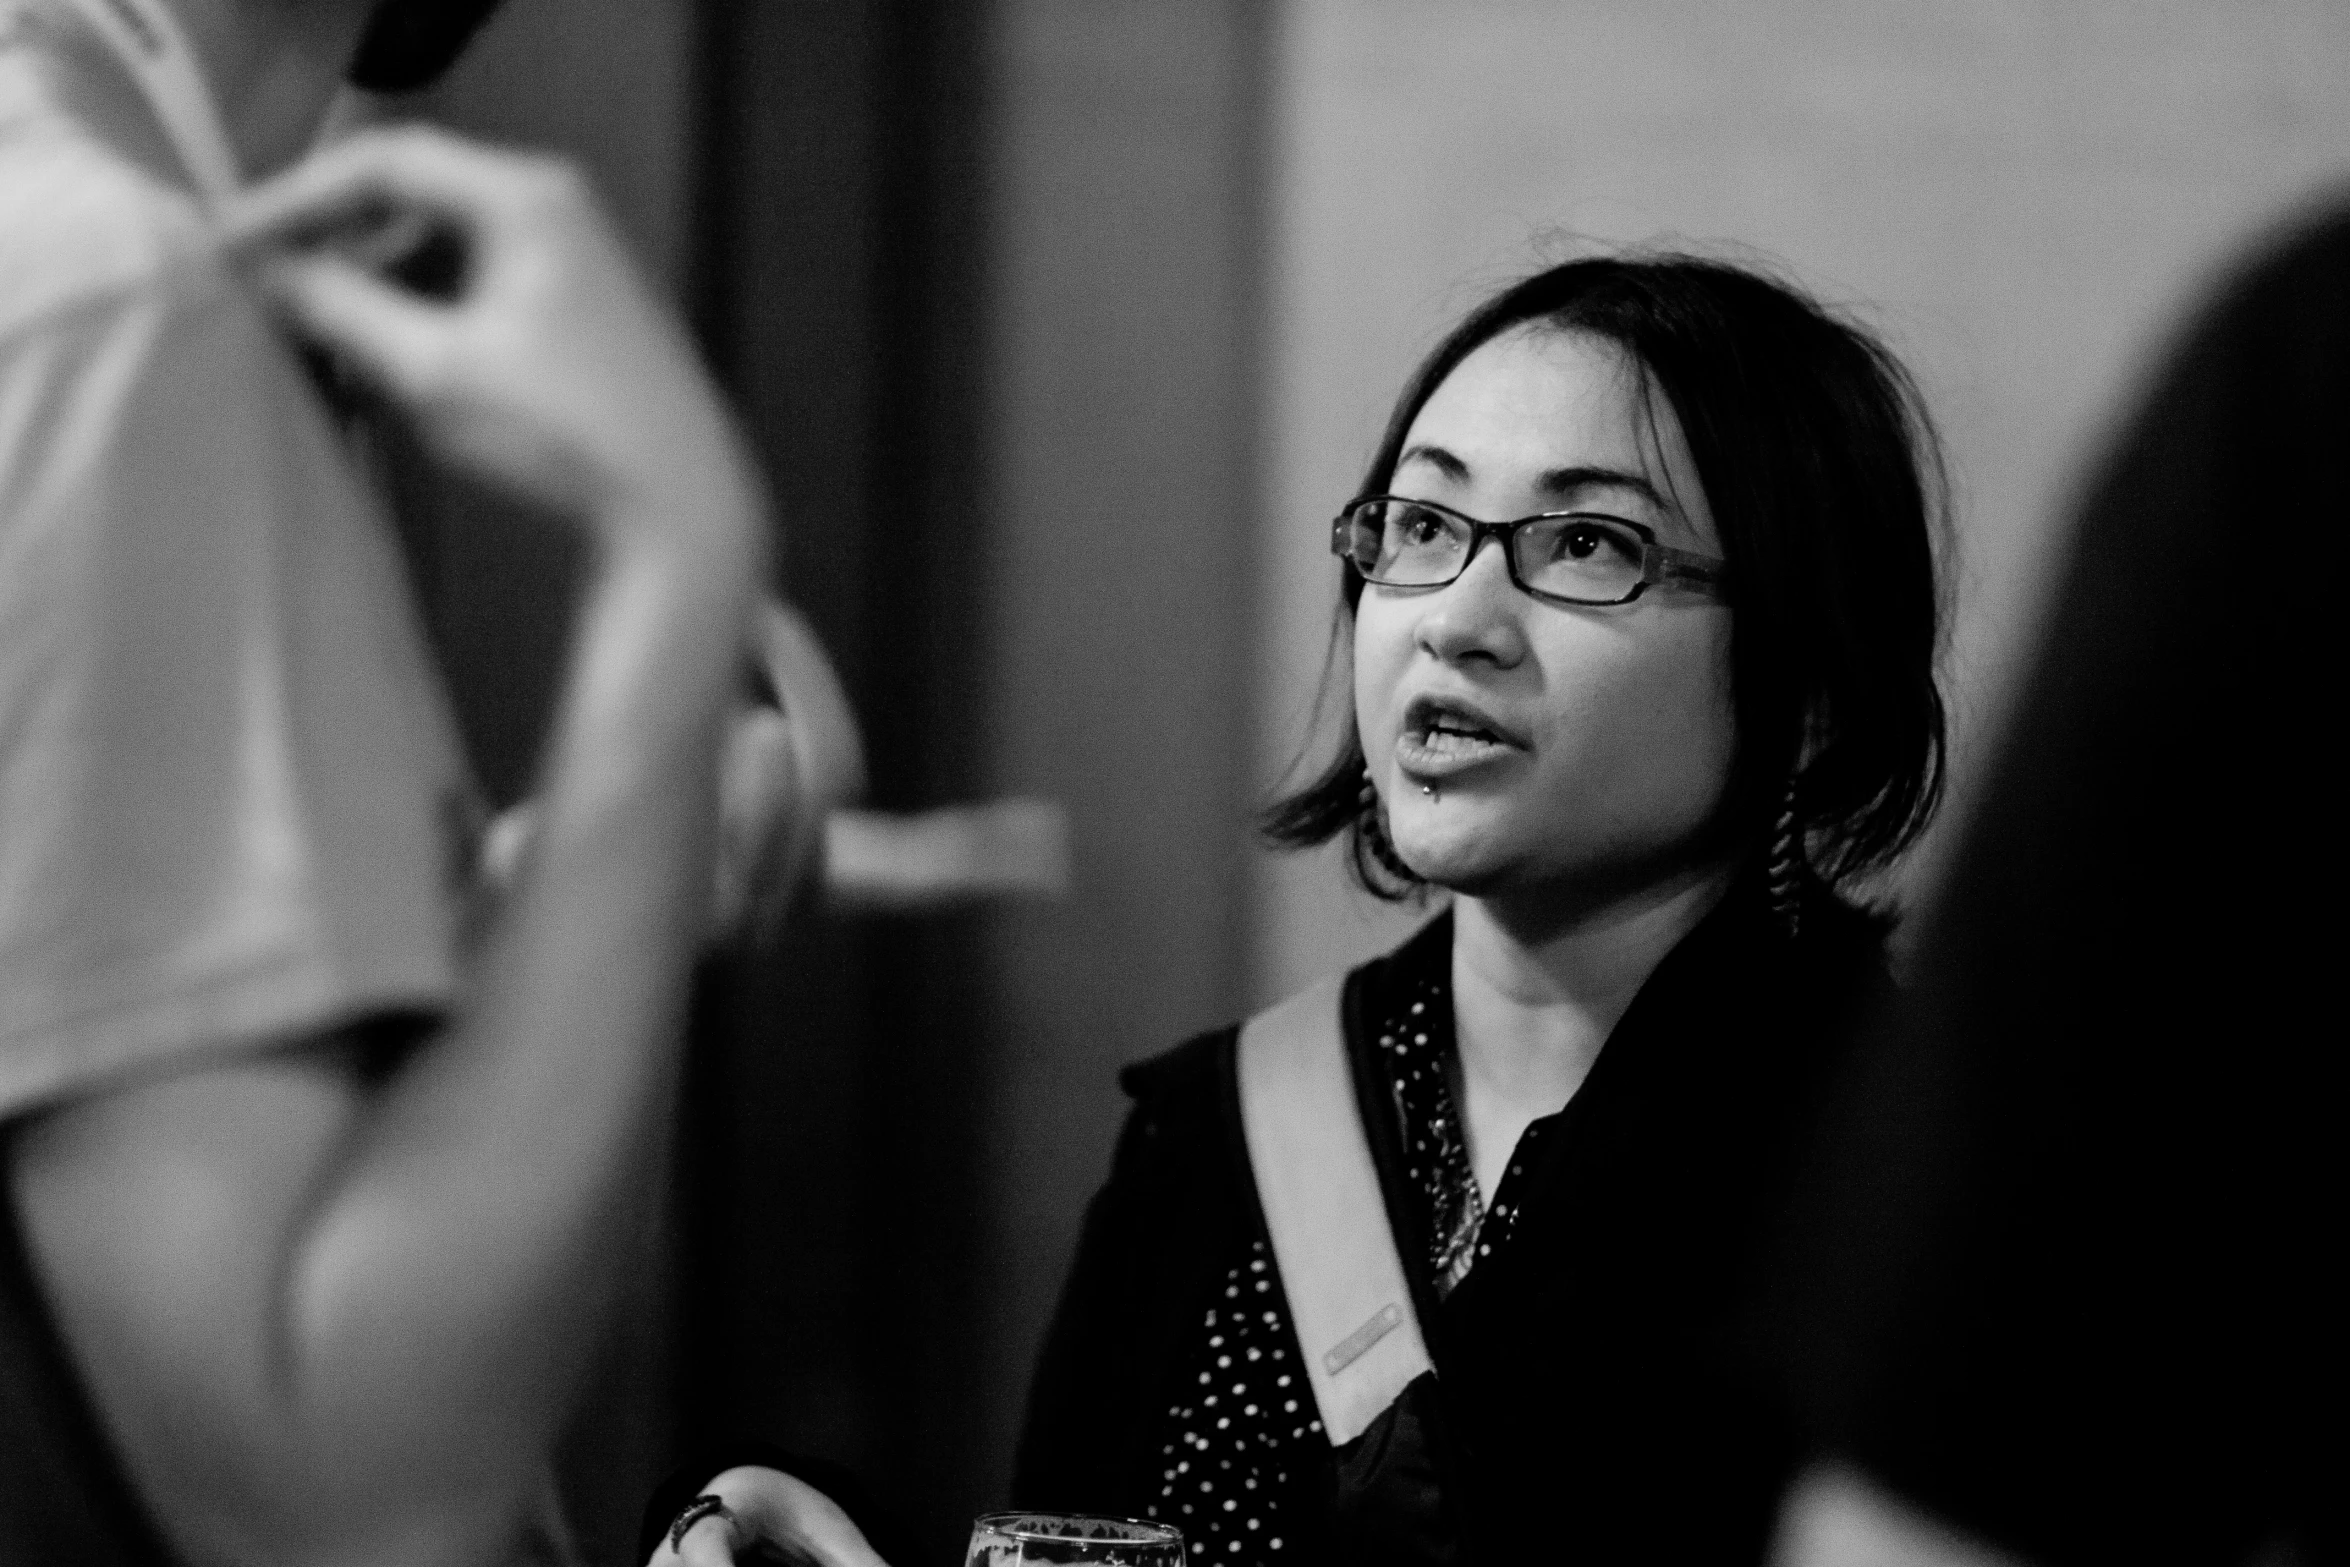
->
[1414,533,1528,669]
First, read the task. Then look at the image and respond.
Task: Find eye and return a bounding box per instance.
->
[1545,517,1643,564]
[1392,503,1451,546]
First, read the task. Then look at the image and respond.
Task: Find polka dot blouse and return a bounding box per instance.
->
[1143,949,1549,1563]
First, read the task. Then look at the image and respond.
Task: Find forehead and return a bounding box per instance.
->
[1400,326,1711,537]
[1408,327,1650,466]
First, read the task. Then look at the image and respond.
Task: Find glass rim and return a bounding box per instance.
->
[1330,491,1730,605]
[1339,492,1660,540]
[970,1511,1183,1545]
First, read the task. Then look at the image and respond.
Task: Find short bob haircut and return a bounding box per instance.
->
[1264,253,1947,910]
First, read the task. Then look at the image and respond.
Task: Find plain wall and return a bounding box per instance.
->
[974,0,1265,1501]
[1251,0,2350,1002]
[423,0,695,291]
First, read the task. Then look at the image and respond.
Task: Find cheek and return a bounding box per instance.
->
[1530,613,1737,829]
[1350,599,1415,747]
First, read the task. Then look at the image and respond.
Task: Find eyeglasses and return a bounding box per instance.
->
[1331,495,1730,607]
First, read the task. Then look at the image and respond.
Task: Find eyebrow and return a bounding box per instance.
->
[1395,444,1669,512]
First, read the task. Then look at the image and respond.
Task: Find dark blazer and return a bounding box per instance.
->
[1015,876,1889,1565]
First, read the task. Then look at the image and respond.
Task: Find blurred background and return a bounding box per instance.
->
[388,2,2350,1560]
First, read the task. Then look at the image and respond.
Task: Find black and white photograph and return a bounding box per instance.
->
[1,3,2338,1565]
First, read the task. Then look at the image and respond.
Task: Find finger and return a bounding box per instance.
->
[712,707,801,937]
[221,124,535,254]
[252,252,449,397]
[671,1511,743,1567]
[722,708,799,853]
[747,600,866,808]
[323,205,444,280]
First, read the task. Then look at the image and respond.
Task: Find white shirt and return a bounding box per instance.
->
[0,6,476,1115]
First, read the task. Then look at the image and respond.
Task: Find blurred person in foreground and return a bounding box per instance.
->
[1758,201,2347,1567]
[648,254,1948,1567]
[0,1,827,1563]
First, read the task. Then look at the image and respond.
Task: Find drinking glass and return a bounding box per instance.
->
[966,1512,1185,1567]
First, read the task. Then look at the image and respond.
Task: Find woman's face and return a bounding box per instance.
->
[1354,326,1737,907]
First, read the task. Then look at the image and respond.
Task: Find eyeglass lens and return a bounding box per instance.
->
[1342,499,1649,603]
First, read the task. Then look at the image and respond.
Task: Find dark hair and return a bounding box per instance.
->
[347,0,509,93]
[1263,252,1947,911]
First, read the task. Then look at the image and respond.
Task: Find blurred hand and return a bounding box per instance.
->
[225,124,759,562]
[717,599,867,939]
[485,700,806,944]
[709,702,800,942]
[653,1466,892,1567]
[487,599,867,942]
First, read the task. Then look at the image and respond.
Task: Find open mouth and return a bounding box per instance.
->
[1395,695,1524,776]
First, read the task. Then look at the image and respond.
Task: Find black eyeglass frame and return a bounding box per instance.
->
[1330,494,1731,607]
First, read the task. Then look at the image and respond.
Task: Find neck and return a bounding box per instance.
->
[164,0,375,176]
[1447,857,1733,1117]
[1442,859,1735,1200]
[1453,856,1735,1020]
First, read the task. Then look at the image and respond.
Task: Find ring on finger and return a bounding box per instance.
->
[668,1495,736,1554]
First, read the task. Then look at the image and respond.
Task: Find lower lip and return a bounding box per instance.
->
[1393,729,1520,781]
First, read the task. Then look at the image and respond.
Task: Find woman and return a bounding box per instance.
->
[651,253,1945,1567]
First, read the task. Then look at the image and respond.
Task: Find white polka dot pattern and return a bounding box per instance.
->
[1146,1240,1313,1560]
[1146,942,1552,1563]
[1383,975,1486,1295]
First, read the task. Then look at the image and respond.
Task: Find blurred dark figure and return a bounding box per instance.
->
[1760,201,2348,1567]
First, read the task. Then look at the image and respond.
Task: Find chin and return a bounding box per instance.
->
[1391,805,1726,910]
[1386,814,1521,895]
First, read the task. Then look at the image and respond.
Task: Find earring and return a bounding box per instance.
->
[1768,776,1803,941]
[1359,766,1418,884]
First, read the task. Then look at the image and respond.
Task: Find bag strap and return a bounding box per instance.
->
[1236,973,1434,1447]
